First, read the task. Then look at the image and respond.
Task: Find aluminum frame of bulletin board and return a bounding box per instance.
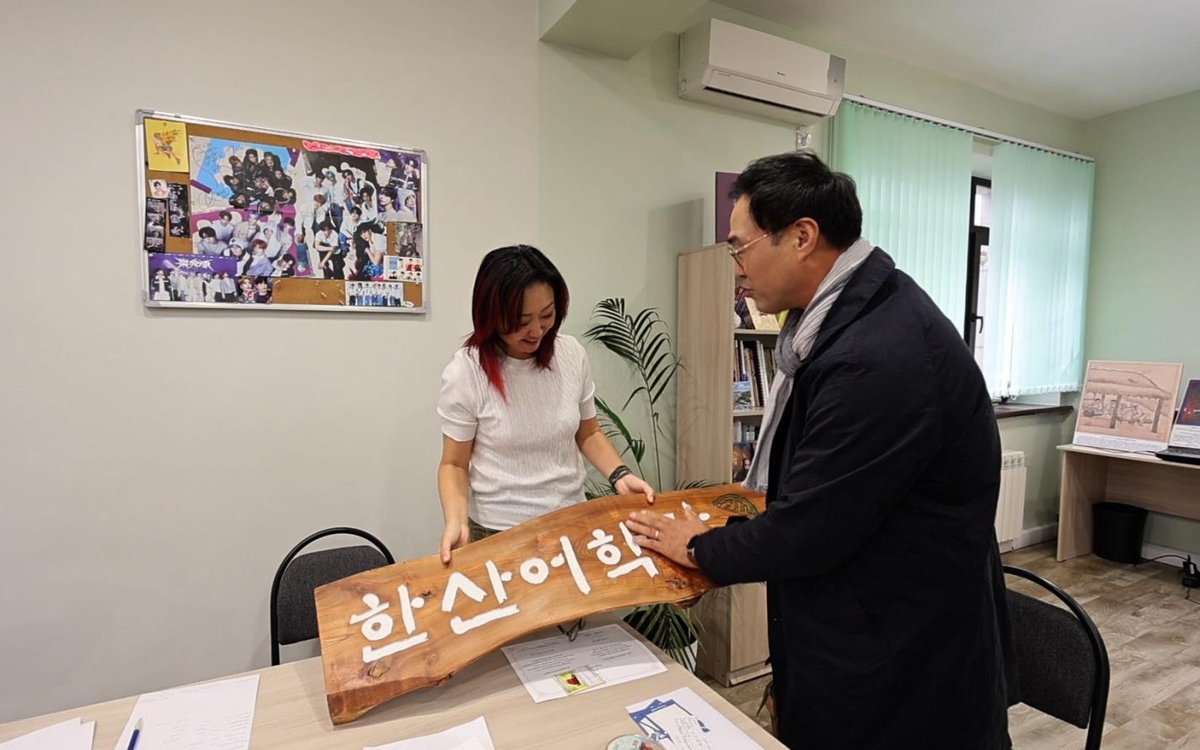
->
[136,109,429,313]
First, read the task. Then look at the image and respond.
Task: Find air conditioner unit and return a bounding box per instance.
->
[679,19,845,125]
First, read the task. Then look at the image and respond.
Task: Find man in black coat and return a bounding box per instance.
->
[629,151,1015,749]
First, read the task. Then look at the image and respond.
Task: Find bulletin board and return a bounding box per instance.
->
[136,109,428,313]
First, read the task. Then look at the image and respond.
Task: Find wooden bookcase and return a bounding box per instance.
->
[676,243,773,686]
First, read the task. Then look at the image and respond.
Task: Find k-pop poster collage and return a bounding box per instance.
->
[139,111,427,312]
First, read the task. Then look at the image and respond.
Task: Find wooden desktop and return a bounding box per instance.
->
[1057,443,1200,561]
[0,616,783,748]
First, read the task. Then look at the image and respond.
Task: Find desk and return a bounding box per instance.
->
[1057,443,1200,561]
[0,619,783,748]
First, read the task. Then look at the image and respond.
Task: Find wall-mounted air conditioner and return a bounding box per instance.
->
[679,19,846,125]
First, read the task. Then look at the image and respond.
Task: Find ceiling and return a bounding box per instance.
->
[718,0,1200,120]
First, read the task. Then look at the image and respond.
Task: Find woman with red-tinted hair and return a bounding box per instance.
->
[436,245,656,563]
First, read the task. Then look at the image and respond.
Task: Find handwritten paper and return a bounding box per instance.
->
[0,717,94,750]
[626,687,763,749]
[500,623,667,703]
[364,715,496,750]
[111,674,259,750]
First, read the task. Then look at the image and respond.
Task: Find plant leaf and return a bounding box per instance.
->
[631,308,659,348]
[621,386,649,411]
[642,336,670,372]
[646,351,677,391]
[596,396,633,443]
[649,364,680,404]
[596,397,647,466]
[625,602,701,671]
[587,297,707,669]
[588,330,640,364]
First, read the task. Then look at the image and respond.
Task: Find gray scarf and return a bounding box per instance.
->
[742,239,875,492]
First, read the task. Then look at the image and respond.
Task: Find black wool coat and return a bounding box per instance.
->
[695,248,1016,750]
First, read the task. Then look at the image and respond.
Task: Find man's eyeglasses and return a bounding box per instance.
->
[723,232,769,266]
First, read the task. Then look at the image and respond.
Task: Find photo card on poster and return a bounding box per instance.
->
[136,109,428,313]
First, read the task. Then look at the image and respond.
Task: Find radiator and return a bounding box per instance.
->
[995,451,1027,549]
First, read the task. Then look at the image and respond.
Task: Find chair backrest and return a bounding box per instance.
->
[270,527,395,665]
[1003,565,1109,750]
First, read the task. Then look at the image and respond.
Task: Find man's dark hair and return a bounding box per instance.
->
[730,151,863,248]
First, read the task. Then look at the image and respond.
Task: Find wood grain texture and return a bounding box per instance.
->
[690,581,771,687]
[314,484,765,724]
[1106,460,1200,517]
[1057,448,1109,561]
[0,615,785,749]
[1057,444,1200,561]
[725,582,771,684]
[1059,443,1200,472]
[675,245,735,486]
[675,244,772,687]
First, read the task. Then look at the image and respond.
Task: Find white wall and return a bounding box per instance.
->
[539,37,794,490]
[540,2,1086,496]
[1081,89,1200,553]
[998,413,1075,530]
[0,0,538,721]
[1,0,1096,723]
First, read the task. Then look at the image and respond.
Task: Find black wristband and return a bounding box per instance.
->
[608,464,632,489]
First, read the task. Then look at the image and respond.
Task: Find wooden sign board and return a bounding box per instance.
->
[314,484,765,724]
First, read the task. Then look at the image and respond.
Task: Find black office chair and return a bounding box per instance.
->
[1004,565,1110,750]
[270,527,395,665]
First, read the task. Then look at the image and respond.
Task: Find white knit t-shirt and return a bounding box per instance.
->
[438,334,598,530]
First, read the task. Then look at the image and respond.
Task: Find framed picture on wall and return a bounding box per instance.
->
[1073,360,1184,453]
[716,171,738,244]
[136,109,428,313]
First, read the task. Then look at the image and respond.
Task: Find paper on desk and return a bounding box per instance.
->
[364,715,496,750]
[111,673,259,750]
[626,687,764,749]
[0,717,94,750]
[500,623,667,703]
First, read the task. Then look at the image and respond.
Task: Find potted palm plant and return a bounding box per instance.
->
[582,298,707,671]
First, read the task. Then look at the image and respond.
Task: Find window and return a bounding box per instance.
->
[979,144,1093,399]
[834,101,1093,399]
[965,178,990,364]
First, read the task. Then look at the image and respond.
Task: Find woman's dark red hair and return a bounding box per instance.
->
[465,245,570,398]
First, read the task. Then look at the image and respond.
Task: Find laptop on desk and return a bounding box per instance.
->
[1156,378,1200,464]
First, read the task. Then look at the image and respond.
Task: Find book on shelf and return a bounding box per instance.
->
[745,297,781,332]
[733,419,759,444]
[732,339,777,411]
[733,379,754,412]
[741,343,761,408]
[754,341,771,403]
[732,441,755,482]
[733,287,752,330]
[734,286,782,332]
[748,343,763,407]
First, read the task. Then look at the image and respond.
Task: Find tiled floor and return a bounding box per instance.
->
[703,542,1200,747]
